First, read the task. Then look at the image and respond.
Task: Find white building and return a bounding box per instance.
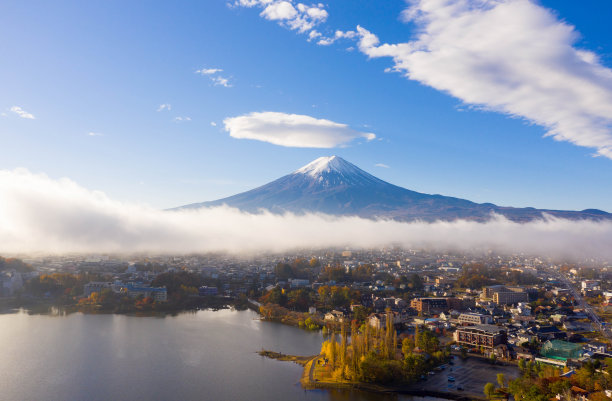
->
[458,312,493,325]
[581,280,600,291]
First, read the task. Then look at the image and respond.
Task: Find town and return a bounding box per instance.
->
[2,249,612,400]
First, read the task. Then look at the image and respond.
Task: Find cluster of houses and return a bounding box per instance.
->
[84,281,168,302]
[320,283,611,373]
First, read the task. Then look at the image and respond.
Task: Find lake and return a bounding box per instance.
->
[0,309,446,401]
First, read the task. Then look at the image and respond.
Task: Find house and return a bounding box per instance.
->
[584,342,607,354]
[514,346,535,360]
[368,312,407,330]
[324,310,345,323]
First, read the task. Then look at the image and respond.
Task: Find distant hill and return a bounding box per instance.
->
[176,156,611,222]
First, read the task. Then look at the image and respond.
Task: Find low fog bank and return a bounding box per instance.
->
[1,169,611,259]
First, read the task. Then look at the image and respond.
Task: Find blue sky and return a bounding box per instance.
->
[2,0,612,211]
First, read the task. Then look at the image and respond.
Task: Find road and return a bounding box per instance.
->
[556,271,612,340]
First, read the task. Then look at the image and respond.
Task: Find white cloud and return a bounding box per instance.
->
[195,68,223,75]
[308,30,322,42]
[223,111,376,148]
[1,168,612,259]
[87,132,104,137]
[174,116,192,122]
[196,67,232,87]
[233,0,328,34]
[316,29,357,46]
[354,0,612,159]
[157,104,172,112]
[212,76,232,87]
[10,106,35,120]
[261,1,297,20]
[375,163,390,168]
[210,121,217,127]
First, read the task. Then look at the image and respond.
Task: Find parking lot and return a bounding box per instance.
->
[422,356,520,398]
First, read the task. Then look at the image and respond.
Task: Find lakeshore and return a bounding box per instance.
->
[260,349,518,401]
[0,294,247,316]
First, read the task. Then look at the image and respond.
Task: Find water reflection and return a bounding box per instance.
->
[0,309,447,401]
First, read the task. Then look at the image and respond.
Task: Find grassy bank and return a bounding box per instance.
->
[257,349,314,366]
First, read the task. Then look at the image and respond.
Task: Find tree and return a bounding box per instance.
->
[518,358,527,372]
[402,336,415,357]
[340,322,348,378]
[484,382,496,399]
[497,373,506,389]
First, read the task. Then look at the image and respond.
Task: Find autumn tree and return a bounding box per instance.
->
[484,382,496,399]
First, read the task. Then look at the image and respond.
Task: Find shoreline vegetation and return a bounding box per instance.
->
[0,267,251,316]
[259,350,480,401]
[0,294,248,316]
[258,309,481,401]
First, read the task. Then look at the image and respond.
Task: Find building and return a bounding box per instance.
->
[454,325,507,349]
[540,340,583,362]
[410,297,463,314]
[324,310,345,323]
[0,271,23,297]
[125,283,167,302]
[483,285,530,305]
[289,279,310,288]
[84,281,112,296]
[198,286,218,296]
[367,312,406,330]
[584,342,608,354]
[458,312,493,325]
[581,280,601,291]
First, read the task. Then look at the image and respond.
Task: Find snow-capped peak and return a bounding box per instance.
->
[294,156,353,177]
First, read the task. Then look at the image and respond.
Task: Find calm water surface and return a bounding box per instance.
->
[0,309,445,401]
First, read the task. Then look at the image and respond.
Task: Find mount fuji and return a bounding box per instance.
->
[177,156,610,222]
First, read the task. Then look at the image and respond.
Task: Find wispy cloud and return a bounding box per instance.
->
[211,76,231,87]
[210,121,217,127]
[10,106,35,120]
[375,163,390,168]
[1,168,612,258]
[196,67,232,87]
[174,116,192,122]
[157,104,172,112]
[87,132,104,137]
[195,68,223,75]
[224,111,376,148]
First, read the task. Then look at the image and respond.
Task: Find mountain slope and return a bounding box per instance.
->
[177,156,611,222]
